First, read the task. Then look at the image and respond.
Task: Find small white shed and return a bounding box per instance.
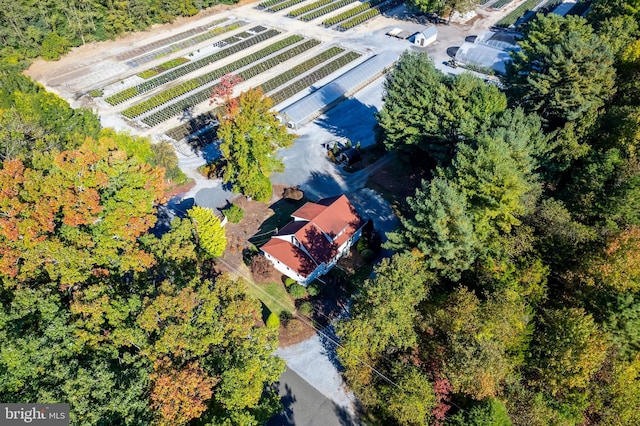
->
[411,27,438,47]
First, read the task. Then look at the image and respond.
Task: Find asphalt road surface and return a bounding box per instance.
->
[267,367,361,426]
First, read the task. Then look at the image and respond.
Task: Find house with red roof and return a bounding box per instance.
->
[260,194,364,285]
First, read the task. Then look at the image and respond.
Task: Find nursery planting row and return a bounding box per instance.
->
[491,0,515,9]
[269,0,307,12]
[257,0,288,9]
[106,27,275,105]
[269,51,362,105]
[137,57,190,79]
[122,21,247,69]
[287,0,338,17]
[336,8,380,30]
[496,0,540,26]
[335,0,398,30]
[116,17,229,61]
[299,0,358,21]
[137,37,316,126]
[321,0,384,26]
[165,109,221,141]
[164,46,348,140]
[260,46,345,93]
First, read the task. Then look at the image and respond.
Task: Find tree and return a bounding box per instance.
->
[377,52,506,164]
[150,362,217,426]
[383,366,437,426]
[386,177,478,280]
[337,252,434,411]
[528,307,609,396]
[187,206,227,258]
[585,226,640,293]
[447,398,513,426]
[451,132,540,237]
[425,288,532,400]
[210,72,243,109]
[406,0,478,23]
[0,135,165,288]
[506,15,616,169]
[217,87,294,202]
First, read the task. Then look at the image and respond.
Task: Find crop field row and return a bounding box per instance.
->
[137,38,318,126]
[164,48,361,141]
[491,0,515,9]
[322,0,385,26]
[122,20,247,68]
[299,0,358,21]
[105,27,276,105]
[269,51,362,104]
[259,46,345,93]
[116,17,229,61]
[257,0,289,9]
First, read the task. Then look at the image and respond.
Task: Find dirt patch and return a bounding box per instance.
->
[278,318,317,348]
[223,185,304,270]
[164,179,196,199]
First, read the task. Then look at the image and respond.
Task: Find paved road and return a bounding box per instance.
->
[268,367,361,426]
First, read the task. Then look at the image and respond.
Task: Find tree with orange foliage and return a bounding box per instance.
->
[0,133,166,289]
[151,361,218,426]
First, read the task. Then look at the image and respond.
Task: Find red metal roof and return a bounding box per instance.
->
[261,195,363,278]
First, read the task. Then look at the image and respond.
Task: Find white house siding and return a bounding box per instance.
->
[262,251,308,283]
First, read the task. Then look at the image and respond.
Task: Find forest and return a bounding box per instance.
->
[0,70,284,425]
[337,0,640,424]
[1,0,640,424]
[0,0,238,64]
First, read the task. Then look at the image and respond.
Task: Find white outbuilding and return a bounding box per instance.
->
[410,27,438,47]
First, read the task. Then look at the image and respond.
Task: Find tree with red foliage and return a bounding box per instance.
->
[210,73,243,111]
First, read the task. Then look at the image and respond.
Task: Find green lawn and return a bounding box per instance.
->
[246,281,295,318]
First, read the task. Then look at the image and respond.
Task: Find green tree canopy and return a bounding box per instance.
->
[506,15,616,170]
[377,52,506,164]
[187,206,227,258]
[218,87,294,202]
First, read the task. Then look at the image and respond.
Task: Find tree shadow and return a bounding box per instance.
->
[249,197,307,247]
[333,404,360,426]
[150,197,194,237]
[266,383,296,426]
[318,323,345,373]
[315,96,381,148]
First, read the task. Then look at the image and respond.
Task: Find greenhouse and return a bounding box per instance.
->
[454,42,514,74]
[278,50,398,129]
